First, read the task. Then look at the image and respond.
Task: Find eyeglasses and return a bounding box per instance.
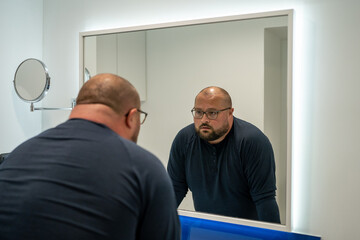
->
[137,109,148,125]
[125,108,148,125]
[191,107,231,120]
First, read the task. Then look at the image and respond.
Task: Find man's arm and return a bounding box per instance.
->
[139,158,181,240]
[167,132,189,206]
[254,194,281,223]
[242,129,281,223]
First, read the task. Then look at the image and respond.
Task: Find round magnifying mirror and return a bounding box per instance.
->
[13,58,50,103]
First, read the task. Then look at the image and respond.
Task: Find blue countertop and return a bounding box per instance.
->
[180,215,320,240]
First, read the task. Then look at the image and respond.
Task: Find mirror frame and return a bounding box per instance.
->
[79,9,293,232]
[14,58,50,103]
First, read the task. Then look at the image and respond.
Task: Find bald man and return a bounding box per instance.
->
[167,86,280,223]
[0,74,180,240]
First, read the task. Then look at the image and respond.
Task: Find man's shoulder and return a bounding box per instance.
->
[46,119,163,169]
[174,123,197,143]
[122,137,159,162]
[232,117,269,142]
[177,123,196,137]
[117,136,168,175]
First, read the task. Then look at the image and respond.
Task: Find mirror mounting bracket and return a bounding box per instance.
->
[30,99,76,112]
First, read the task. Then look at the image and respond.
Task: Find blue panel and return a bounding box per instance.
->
[180,215,321,240]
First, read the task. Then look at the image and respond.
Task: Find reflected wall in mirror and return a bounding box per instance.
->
[80,9,292,230]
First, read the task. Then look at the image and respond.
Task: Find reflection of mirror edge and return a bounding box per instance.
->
[79,9,294,232]
[13,58,50,103]
[285,9,293,232]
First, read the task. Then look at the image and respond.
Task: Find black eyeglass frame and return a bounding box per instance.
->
[125,108,148,125]
[191,107,231,120]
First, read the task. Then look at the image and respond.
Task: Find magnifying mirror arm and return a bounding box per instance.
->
[30,99,76,112]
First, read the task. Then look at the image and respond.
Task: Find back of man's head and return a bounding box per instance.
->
[76,73,140,115]
[70,73,141,142]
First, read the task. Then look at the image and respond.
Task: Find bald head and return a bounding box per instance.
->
[76,73,140,115]
[70,73,142,142]
[195,86,232,108]
[193,86,234,144]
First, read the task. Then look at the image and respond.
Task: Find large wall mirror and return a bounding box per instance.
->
[80,9,293,231]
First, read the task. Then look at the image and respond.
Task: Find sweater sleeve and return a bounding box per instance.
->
[241,127,280,223]
[255,195,281,223]
[167,130,189,206]
[137,155,181,240]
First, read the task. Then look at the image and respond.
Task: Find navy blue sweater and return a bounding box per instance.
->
[167,117,280,223]
[0,119,180,240]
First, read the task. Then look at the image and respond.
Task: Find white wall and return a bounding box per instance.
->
[291,1,360,238]
[0,0,43,153]
[1,0,359,239]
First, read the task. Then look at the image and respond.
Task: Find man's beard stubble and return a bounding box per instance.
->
[195,122,229,142]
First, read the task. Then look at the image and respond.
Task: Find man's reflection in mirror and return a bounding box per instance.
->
[167,86,280,223]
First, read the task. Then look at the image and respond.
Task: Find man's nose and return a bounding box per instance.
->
[201,113,210,122]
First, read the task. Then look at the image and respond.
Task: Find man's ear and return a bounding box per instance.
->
[125,108,137,128]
